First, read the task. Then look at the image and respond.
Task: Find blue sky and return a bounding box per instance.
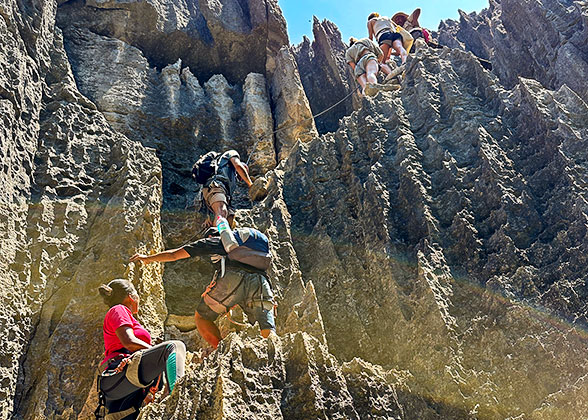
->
[278,0,489,44]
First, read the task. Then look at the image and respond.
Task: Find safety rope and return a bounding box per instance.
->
[245,85,360,165]
[225,305,249,327]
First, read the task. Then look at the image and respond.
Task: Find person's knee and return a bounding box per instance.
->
[212,203,228,219]
[260,329,274,338]
[169,340,186,354]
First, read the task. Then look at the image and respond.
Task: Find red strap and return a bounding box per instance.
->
[201,279,217,298]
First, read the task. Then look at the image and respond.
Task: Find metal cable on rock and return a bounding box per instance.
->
[245,86,360,165]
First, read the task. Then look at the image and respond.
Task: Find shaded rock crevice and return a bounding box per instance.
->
[55,0,288,84]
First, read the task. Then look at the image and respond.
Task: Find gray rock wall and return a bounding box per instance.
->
[0,6,165,418]
[56,0,288,84]
[293,17,360,134]
[437,0,588,103]
[0,0,54,414]
[281,44,588,419]
[2,0,588,418]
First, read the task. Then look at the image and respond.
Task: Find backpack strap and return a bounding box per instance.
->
[104,408,137,420]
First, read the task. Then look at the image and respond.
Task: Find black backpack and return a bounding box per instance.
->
[192,151,220,185]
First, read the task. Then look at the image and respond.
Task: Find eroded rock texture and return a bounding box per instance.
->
[2,0,588,418]
[140,330,412,420]
[293,17,360,134]
[281,43,588,419]
[0,4,164,418]
[437,0,588,103]
[56,0,288,83]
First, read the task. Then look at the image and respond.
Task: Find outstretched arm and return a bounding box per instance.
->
[130,248,190,264]
[230,156,253,188]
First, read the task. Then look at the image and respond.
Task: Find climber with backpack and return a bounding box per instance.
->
[95,279,186,420]
[192,150,253,228]
[346,37,390,96]
[130,217,276,350]
[390,9,493,70]
[367,12,411,67]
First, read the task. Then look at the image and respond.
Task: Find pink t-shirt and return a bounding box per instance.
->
[101,304,151,365]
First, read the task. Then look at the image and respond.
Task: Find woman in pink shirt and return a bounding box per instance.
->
[97,279,186,420]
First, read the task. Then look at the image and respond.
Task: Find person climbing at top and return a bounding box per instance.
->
[192,149,253,228]
[367,12,410,68]
[130,218,275,352]
[96,279,186,420]
[392,8,422,31]
[391,8,492,69]
[392,8,439,49]
[345,37,391,96]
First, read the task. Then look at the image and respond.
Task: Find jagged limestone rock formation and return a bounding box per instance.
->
[56,0,288,83]
[270,46,318,160]
[55,0,319,356]
[0,0,54,414]
[293,17,360,134]
[0,11,165,420]
[281,42,588,418]
[2,0,588,418]
[437,0,588,103]
[139,330,409,420]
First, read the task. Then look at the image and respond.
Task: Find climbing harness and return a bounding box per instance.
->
[94,351,158,420]
[246,85,361,165]
[143,374,161,405]
[226,305,249,327]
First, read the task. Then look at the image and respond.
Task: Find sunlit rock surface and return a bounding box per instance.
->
[437,0,588,103]
[1,0,588,419]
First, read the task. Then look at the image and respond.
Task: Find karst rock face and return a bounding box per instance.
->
[293,17,360,135]
[436,0,588,103]
[1,0,588,419]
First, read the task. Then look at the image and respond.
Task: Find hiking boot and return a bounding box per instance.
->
[365,83,401,97]
[384,64,406,82]
[364,83,379,96]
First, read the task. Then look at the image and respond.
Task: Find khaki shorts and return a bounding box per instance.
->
[202,181,228,209]
[354,53,378,77]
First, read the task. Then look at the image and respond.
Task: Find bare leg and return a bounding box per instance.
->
[211,201,228,221]
[381,44,392,64]
[260,329,272,338]
[392,39,408,64]
[357,75,367,94]
[379,62,392,75]
[195,311,221,348]
[365,59,379,84]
